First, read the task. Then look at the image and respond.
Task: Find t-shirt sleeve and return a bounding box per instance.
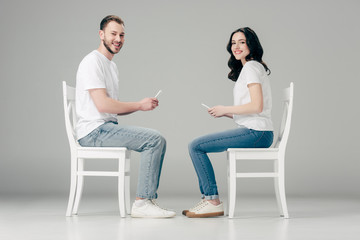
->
[243,61,263,86]
[77,56,106,91]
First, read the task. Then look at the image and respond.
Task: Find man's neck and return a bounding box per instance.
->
[97,45,114,61]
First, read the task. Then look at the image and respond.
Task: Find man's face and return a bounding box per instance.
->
[100,21,125,55]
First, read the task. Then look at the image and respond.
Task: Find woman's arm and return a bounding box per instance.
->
[208,83,263,118]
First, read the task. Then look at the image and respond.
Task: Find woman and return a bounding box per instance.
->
[184,27,274,218]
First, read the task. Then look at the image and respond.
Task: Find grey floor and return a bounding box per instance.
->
[0,195,359,240]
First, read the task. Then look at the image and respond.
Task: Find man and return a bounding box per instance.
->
[75,15,175,218]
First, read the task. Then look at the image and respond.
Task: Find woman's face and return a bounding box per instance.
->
[231,32,250,64]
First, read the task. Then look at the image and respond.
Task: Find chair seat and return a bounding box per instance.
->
[227,148,279,152]
[228,148,280,160]
[76,146,128,158]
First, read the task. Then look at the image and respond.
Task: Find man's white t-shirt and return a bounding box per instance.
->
[233,60,273,131]
[75,50,119,140]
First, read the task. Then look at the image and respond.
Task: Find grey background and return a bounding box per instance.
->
[1,0,359,201]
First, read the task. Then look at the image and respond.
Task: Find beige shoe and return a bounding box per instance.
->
[186,200,224,218]
[182,199,206,216]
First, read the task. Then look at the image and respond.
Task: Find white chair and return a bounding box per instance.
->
[62,81,131,217]
[227,82,294,218]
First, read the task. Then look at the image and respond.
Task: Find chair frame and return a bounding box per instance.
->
[62,81,131,217]
[227,82,294,218]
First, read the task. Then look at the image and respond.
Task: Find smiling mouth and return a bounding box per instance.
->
[113,42,121,48]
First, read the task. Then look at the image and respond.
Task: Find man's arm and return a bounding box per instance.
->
[89,88,158,115]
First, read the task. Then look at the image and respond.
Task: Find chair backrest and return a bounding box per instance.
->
[273,82,294,150]
[62,81,78,150]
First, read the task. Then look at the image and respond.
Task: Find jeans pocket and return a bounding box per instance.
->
[254,131,273,148]
[79,128,100,147]
[262,131,274,147]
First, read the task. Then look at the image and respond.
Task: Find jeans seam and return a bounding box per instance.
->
[195,150,213,195]
[100,128,159,150]
[145,147,155,197]
[197,130,254,148]
[253,131,265,147]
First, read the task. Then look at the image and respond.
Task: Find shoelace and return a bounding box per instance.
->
[150,199,171,211]
[189,199,207,211]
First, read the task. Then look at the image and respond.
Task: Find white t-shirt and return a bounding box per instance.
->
[233,60,273,131]
[75,50,119,140]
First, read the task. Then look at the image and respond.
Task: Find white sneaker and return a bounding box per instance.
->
[186,200,224,218]
[182,199,206,216]
[131,199,176,218]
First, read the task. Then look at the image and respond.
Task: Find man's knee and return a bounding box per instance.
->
[155,132,166,148]
[147,129,166,148]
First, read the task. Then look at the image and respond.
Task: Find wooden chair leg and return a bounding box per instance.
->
[72,158,84,215]
[125,151,131,214]
[66,156,78,217]
[118,155,126,218]
[228,152,236,218]
[274,158,289,218]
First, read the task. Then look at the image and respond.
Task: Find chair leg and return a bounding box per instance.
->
[72,158,84,215]
[125,175,131,214]
[118,154,126,218]
[274,158,289,218]
[66,156,78,217]
[125,154,131,214]
[227,152,236,218]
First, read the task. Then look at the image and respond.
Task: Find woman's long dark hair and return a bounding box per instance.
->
[227,27,270,82]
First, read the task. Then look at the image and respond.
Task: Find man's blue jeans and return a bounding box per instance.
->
[188,127,273,200]
[78,121,166,199]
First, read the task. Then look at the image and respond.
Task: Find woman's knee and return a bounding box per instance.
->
[188,137,202,152]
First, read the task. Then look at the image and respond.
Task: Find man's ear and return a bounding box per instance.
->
[99,30,104,40]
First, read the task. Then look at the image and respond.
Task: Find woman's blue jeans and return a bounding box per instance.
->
[78,122,166,199]
[188,127,273,200]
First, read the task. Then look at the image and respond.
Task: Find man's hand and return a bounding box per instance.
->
[139,98,159,111]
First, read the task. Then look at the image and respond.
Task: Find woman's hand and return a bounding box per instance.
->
[208,105,228,118]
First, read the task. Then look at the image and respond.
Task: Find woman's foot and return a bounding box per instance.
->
[184,200,224,218]
[182,199,206,216]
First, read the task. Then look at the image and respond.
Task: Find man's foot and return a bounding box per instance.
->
[186,200,224,218]
[131,199,176,218]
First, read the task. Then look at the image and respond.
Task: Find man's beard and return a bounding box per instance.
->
[103,39,120,55]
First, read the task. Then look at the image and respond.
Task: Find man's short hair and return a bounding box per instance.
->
[100,15,124,30]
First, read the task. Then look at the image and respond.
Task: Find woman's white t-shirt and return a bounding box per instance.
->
[233,60,273,131]
[75,50,119,140]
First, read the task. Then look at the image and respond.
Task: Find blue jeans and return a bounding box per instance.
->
[78,121,166,199]
[188,127,273,200]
